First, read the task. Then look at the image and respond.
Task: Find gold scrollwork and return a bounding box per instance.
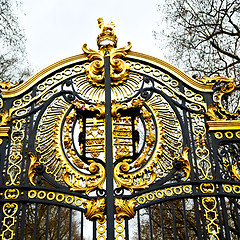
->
[191,114,212,181]
[203,76,239,118]
[6,119,25,186]
[177,147,191,181]
[0,109,11,144]
[82,19,132,87]
[0,109,11,126]
[0,81,18,90]
[0,203,18,240]
[114,94,183,193]
[82,42,132,87]
[28,152,40,185]
[35,97,106,195]
[83,198,105,222]
[115,198,137,220]
[206,104,226,121]
[4,189,19,200]
[202,197,220,239]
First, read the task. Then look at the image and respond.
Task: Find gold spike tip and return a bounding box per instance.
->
[97,18,118,48]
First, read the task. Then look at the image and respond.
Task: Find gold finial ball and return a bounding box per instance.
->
[97,18,118,48]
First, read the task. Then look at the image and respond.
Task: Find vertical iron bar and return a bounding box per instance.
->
[69,208,72,240]
[194,198,204,240]
[19,204,27,240]
[182,199,189,239]
[125,218,129,240]
[69,209,72,240]
[148,207,154,240]
[171,201,177,240]
[81,211,84,240]
[93,220,96,240]
[233,198,240,237]
[104,54,114,239]
[220,197,231,240]
[33,203,38,239]
[57,206,61,240]
[215,197,224,239]
[45,205,50,240]
[137,210,141,240]
[159,202,165,239]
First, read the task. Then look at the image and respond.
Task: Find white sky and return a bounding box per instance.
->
[20,0,166,72]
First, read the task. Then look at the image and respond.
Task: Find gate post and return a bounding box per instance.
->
[104,54,115,239]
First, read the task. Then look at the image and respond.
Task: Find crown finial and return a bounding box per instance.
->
[97,18,118,48]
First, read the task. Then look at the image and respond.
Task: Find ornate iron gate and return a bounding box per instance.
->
[0,19,240,240]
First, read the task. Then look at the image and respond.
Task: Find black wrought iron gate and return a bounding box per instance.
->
[0,19,240,240]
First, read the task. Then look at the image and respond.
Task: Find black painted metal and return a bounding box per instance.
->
[104,55,115,240]
[0,53,240,240]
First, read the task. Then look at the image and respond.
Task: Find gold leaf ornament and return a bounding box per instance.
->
[115,198,137,220]
[83,198,105,222]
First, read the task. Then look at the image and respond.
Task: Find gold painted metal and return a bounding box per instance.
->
[114,198,137,220]
[113,102,165,192]
[202,197,220,239]
[204,75,239,118]
[178,147,191,181]
[0,109,11,126]
[207,120,240,131]
[83,198,105,222]
[0,203,18,240]
[191,113,212,181]
[97,18,118,47]
[34,97,105,195]
[206,104,226,121]
[7,119,25,186]
[113,94,183,193]
[1,55,87,99]
[0,109,11,144]
[127,51,213,92]
[28,152,40,185]
[82,42,132,86]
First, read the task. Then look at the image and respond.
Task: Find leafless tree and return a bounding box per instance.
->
[0,0,31,83]
[154,0,240,114]
[154,0,240,81]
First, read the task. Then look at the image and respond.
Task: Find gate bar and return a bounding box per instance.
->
[104,55,115,239]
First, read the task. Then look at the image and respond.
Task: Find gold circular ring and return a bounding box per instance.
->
[153,69,161,77]
[137,196,146,204]
[236,131,240,138]
[223,184,232,193]
[47,192,55,201]
[225,131,233,139]
[146,192,155,201]
[37,191,46,199]
[174,186,182,195]
[134,62,142,70]
[56,193,65,202]
[97,225,106,234]
[65,195,74,204]
[233,185,240,194]
[215,132,223,139]
[183,185,192,193]
[74,198,83,206]
[116,224,124,233]
[155,190,164,198]
[143,66,151,73]
[165,188,173,196]
[28,190,37,199]
[64,68,72,76]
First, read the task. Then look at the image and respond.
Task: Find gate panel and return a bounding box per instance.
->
[0,19,240,239]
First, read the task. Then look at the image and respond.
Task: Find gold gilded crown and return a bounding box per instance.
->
[97,18,118,48]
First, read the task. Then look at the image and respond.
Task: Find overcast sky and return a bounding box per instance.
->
[20,0,165,72]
